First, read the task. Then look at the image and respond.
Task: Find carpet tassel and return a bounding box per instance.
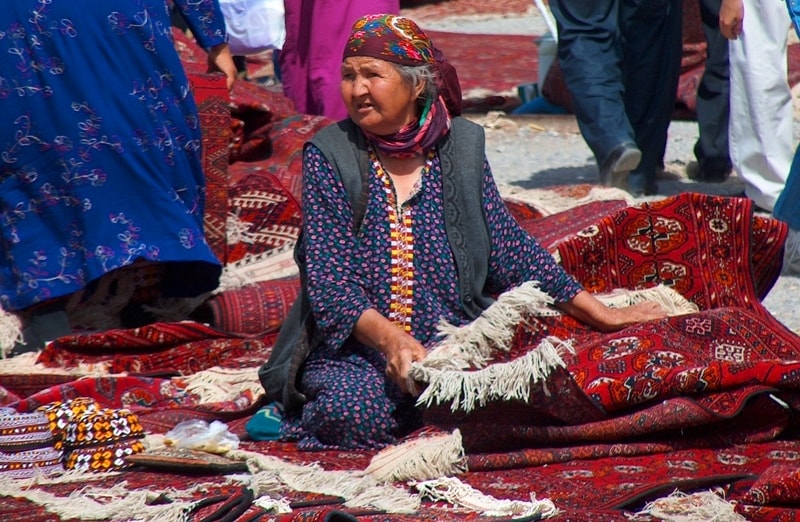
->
[633,488,746,522]
[227,448,421,514]
[0,307,23,359]
[365,429,467,483]
[413,476,560,519]
[181,366,263,404]
[597,284,698,316]
[424,281,555,372]
[411,337,570,412]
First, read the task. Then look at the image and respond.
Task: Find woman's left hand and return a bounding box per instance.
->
[601,301,669,330]
[559,290,668,332]
[207,43,237,90]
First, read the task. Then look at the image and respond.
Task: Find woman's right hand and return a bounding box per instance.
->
[382,335,428,395]
[353,308,428,395]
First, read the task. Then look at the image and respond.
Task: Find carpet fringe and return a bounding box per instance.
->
[424,281,555,372]
[633,488,746,522]
[0,307,23,359]
[0,472,203,521]
[226,448,421,513]
[0,351,111,376]
[181,366,263,404]
[411,337,570,412]
[365,429,467,483]
[498,184,635,216]
[596,284,699,316]
[413,476,560,519]
[217,244,299,292]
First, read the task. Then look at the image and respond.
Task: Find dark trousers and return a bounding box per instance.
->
[550,0,682,191]
[694,0,732,176]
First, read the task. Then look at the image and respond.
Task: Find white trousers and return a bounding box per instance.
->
[729,0,793,211]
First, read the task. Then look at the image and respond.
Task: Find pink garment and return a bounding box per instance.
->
[280,0,400,120]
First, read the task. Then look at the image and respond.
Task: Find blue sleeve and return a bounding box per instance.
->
[482,158,584,303]
[300,144,375,348]
[787,0,800,39]
[174,0,228,48]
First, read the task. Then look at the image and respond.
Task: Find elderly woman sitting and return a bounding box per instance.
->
[260,14,666,450]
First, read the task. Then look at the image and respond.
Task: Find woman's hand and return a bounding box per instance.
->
[719,0,744,40]
[207,42,237,90]
[557,290,668,332]
[597,301,669,331]
[382,335,428,395]
[354,309,427,395]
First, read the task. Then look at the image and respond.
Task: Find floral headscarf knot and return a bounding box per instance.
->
[344,14,435,66]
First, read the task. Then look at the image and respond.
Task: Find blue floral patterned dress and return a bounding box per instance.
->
[281,142,584,450]
[0,0,226,312]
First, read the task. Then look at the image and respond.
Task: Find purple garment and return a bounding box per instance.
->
[280,142,584,449]
[280,0,400,119]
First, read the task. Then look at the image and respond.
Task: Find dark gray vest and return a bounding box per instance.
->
[258,117,494,412]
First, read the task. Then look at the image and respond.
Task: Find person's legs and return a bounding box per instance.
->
[774,145,800,275]
[729,0,792,212]
[620,0,682,195]
[549,0,640,185]
[692,0,732,181]
[290,347,419,449]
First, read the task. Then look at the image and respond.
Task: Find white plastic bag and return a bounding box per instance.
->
[164,419,240,454]
[219,0,285,55]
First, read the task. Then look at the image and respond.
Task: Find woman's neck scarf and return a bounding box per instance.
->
[344,14,462,159]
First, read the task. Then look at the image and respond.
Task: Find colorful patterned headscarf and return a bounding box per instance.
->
[344,14,435,66]
[343,14,462,157]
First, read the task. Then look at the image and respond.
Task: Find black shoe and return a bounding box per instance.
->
[687,160,732,183]
[599,142,642,187]
[690,145,732,182]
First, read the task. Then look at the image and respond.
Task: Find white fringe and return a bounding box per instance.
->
[227,448,421,514]
[181,366,263,403]
[216,245,298,293]
[253,495,293,514]
[0,307,23,358]
[411,337,571,412]
[0,473,207,521]
[633,488,746,522]
[0,351,111,376]
[413,476,560,519]
[596,284,698,316]
[422,281,555,372]
[498,184,636,217]
[365,429,467,483]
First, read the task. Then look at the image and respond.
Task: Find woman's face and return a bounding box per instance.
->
[341,56,424,136]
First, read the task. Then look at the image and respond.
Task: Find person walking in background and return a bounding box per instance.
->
[548,0,682,196]
[690,0,733,183]
[280,0,400,120]
[0,0,236,353]
[771,1,800,275]
[721,0,793,212]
